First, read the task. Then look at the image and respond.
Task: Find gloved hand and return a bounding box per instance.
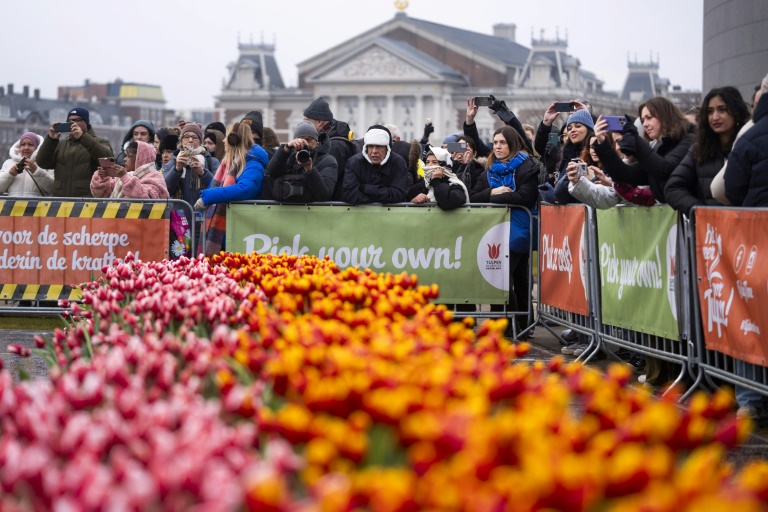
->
[544,142,560,173]
[194,198,206,211]
[420,121,434,144]
[490,98,516,125]
[618,130,637,157]
[622,117,639,136]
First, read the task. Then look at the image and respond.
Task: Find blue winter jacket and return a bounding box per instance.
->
[200,144,268,205]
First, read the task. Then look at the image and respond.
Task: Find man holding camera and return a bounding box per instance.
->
[341,125,408,205]
[36,107,114,198]
[263,121,338,202]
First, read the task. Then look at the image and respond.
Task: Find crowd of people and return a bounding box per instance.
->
[3,74,768,420]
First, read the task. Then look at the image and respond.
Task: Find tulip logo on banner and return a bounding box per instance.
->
[477,222,510,291]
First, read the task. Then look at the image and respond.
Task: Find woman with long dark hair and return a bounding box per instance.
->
[552,108,596,204]
[470,126,538,338]
[665,86,750,214]
[593,96,694,204]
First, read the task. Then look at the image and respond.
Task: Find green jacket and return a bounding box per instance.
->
[36,128,113,197]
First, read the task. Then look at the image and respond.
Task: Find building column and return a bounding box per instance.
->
[357,95,366,134]
[386,94,395,126]
[415,95,424,142]
[328,95,338,120]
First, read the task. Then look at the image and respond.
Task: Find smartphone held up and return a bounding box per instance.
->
[473,96,494,107]
[53,122,74,133]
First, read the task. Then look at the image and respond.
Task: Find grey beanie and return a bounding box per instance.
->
[303,97,333,121]
[293,120,319,140]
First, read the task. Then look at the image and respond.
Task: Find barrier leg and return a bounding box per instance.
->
[662,363,689,398]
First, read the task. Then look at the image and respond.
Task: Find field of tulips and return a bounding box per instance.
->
[1,251,768,511]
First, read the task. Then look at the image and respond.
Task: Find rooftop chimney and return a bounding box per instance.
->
[23,85,29,97]
[493,23,516,42]
[34,88,40,100]
[7,84,14,95]
[0,86,4,97]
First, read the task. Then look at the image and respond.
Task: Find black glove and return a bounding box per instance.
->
[490,99,516,125]
[621,118,639,136]
[618,131,637,157]
[420,122,434,144]
[544,143,560,173]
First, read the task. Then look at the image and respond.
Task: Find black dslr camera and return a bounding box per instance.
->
[296,149,311,164]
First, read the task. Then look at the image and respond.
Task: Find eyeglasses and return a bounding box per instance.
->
[182,134,200,141]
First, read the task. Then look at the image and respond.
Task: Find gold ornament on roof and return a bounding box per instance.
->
[395,0,408,12]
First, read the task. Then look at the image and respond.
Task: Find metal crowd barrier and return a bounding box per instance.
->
[595,212,698,398]
[0,196,195,316]
[535,202,768,401]
[530,203,603,363]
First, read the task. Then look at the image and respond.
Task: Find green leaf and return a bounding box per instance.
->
[362,424,406,468]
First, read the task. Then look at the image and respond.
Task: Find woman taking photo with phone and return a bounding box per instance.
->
[90,141,168,199]
[665,86,750,214]
[592,96,695,203]
[470,126,538,339]
[0,132,54,197]
[549,106,596,204]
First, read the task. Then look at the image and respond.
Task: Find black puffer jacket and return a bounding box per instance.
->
[725,93,768,206]
[327,120,358,200]
[469,157,539,210]
[664,147,725,215]
[264,133,338,202]
[341,151,408,205]
[595,126,696,203]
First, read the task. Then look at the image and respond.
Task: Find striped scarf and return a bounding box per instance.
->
[202,160,238,257]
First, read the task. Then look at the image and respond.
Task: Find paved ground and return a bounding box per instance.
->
[1,319,766,466]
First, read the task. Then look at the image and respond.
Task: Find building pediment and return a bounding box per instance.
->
[308,44,438,83]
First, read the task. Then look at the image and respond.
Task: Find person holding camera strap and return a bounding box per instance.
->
[0,132,54,197]
[263,121,338,203]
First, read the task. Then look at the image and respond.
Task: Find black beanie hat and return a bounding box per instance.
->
[159,134,179,153]
[240,111,264,139]
[205,122,227,134]
[303,97,333,122]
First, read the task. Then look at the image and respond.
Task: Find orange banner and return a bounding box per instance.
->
[695,208,768,366]
[539,204,589,315]
[0,216,168,289]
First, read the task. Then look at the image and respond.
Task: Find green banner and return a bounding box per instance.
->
[597,206,679,338]
[227,204,514,304]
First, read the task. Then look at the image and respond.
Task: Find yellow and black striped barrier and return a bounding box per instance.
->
[0,197,187,305]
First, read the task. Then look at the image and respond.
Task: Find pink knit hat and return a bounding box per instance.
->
[135,141,157,169]
[19,132,40,149]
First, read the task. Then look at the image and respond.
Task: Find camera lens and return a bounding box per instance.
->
[296,149,310,164]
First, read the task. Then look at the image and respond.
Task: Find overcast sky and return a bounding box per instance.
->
[2,0,703,110]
